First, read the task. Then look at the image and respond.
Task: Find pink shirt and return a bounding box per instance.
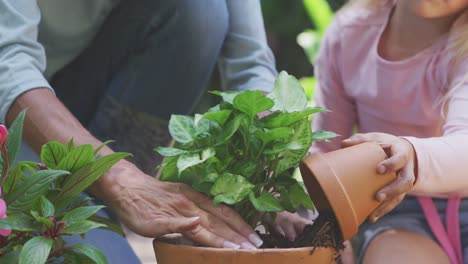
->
[310,6,468,198]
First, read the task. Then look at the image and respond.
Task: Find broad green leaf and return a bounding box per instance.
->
[275,119,312,175]
[159,156,179,182]
[6,170,69,213]
[221,114,246,142]
[0,215,37,231]
[40,141,67,169]
[203,110,232,126]
[233,91,274,118]
[177,148,215,174]
[289,183,314,210]
[168,115,196,144]
[54,194,93,215]
[72,243,107,264]
[88,215,125,237]
[62,205,105,225]
[58,144,95,173]
[62,220,106,235]
[154,147,188,157]
[268,71,308,112]
[209,90,242,104]
[249,192,284,212]
[263,107,324,128]
[56,152,131,201]
[40,196,54,217]
[211,174,254,205]
[312,130,339,142]
[6,109,26,168]
[255,127,293,144]
[18,236,53,264]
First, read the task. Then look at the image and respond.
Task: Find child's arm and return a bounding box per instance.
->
[310,18,357,154]
[403,71,468,196]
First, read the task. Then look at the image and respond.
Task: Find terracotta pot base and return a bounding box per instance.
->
[153,235,336,264]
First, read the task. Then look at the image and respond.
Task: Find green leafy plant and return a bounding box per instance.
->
[0,110,131,264]
[156,71,337,229]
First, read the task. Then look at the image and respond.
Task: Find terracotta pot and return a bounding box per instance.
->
[153,235,336,264]
[299,142,397,240]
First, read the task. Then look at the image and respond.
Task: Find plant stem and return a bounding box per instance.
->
[48,246,71,260]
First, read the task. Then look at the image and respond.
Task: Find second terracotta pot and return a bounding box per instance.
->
[299,142,397,240]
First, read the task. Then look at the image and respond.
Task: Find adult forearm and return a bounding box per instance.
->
[6,88,129,200]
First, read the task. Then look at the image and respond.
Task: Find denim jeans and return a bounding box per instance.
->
[21,0,231,263]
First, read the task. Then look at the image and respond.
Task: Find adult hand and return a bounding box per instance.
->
[98,161,263,249]
[270,211,312,241]
[341,133,417,222]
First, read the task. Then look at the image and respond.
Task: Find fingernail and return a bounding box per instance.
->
[223,241,240,249]
[376,193,386,202]
[278,227,286,237]
[377,165,386,174]
[188,216,200,223]
[248,233,263,248]
[240,242,257,249]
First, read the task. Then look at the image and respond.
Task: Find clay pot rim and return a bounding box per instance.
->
[153,239,334,253]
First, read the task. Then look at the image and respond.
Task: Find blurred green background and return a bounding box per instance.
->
[261,0,345,77]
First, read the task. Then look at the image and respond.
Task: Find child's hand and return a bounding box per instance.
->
[341,133,417,222]
[270,211,313,241]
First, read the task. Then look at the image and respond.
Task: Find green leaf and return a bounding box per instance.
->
[233,91,274,118]
[62,205,105,225]
[154,147,188,157]
[275,119,312,175]
[268,71,308,112]
[6,109,26,167]
[94,140,114,156]
[40,196,54,217]
[62,220,106,235]
[71,243,107,264]
[56,152,131,202]
[66,138,75,153]
[255,127,293,144]
[40,141,67,169]
[0,215,37,231]
[289,183,314,210]
[249,192,284,212]
[31,211,54,229]
[6,170,69,213]
[88,215,125,237]
[209,90,242,104]
[177,148,215,174]
[220,114,246,142]
[58,144,95,173]
[312,130,339,142]
[62,251,96,264]
[211,174,254,205]
[159,156,179,182]
[262,107,324,128]
[203,110,232,126]
[18,236,53,264]
[168,115,197,144]
[3,163,25,195]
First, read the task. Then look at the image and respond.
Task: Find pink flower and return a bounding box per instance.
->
[0,125,6,144]
[0,189,11,237]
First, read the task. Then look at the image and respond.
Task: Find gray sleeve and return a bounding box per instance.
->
[218,0,278,93]
[0,0,53,124]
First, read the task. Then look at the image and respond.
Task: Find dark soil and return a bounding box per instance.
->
[258,212,345,252]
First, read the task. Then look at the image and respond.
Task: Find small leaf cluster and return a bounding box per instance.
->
[156,71,337,228]
[0,111,130,264]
